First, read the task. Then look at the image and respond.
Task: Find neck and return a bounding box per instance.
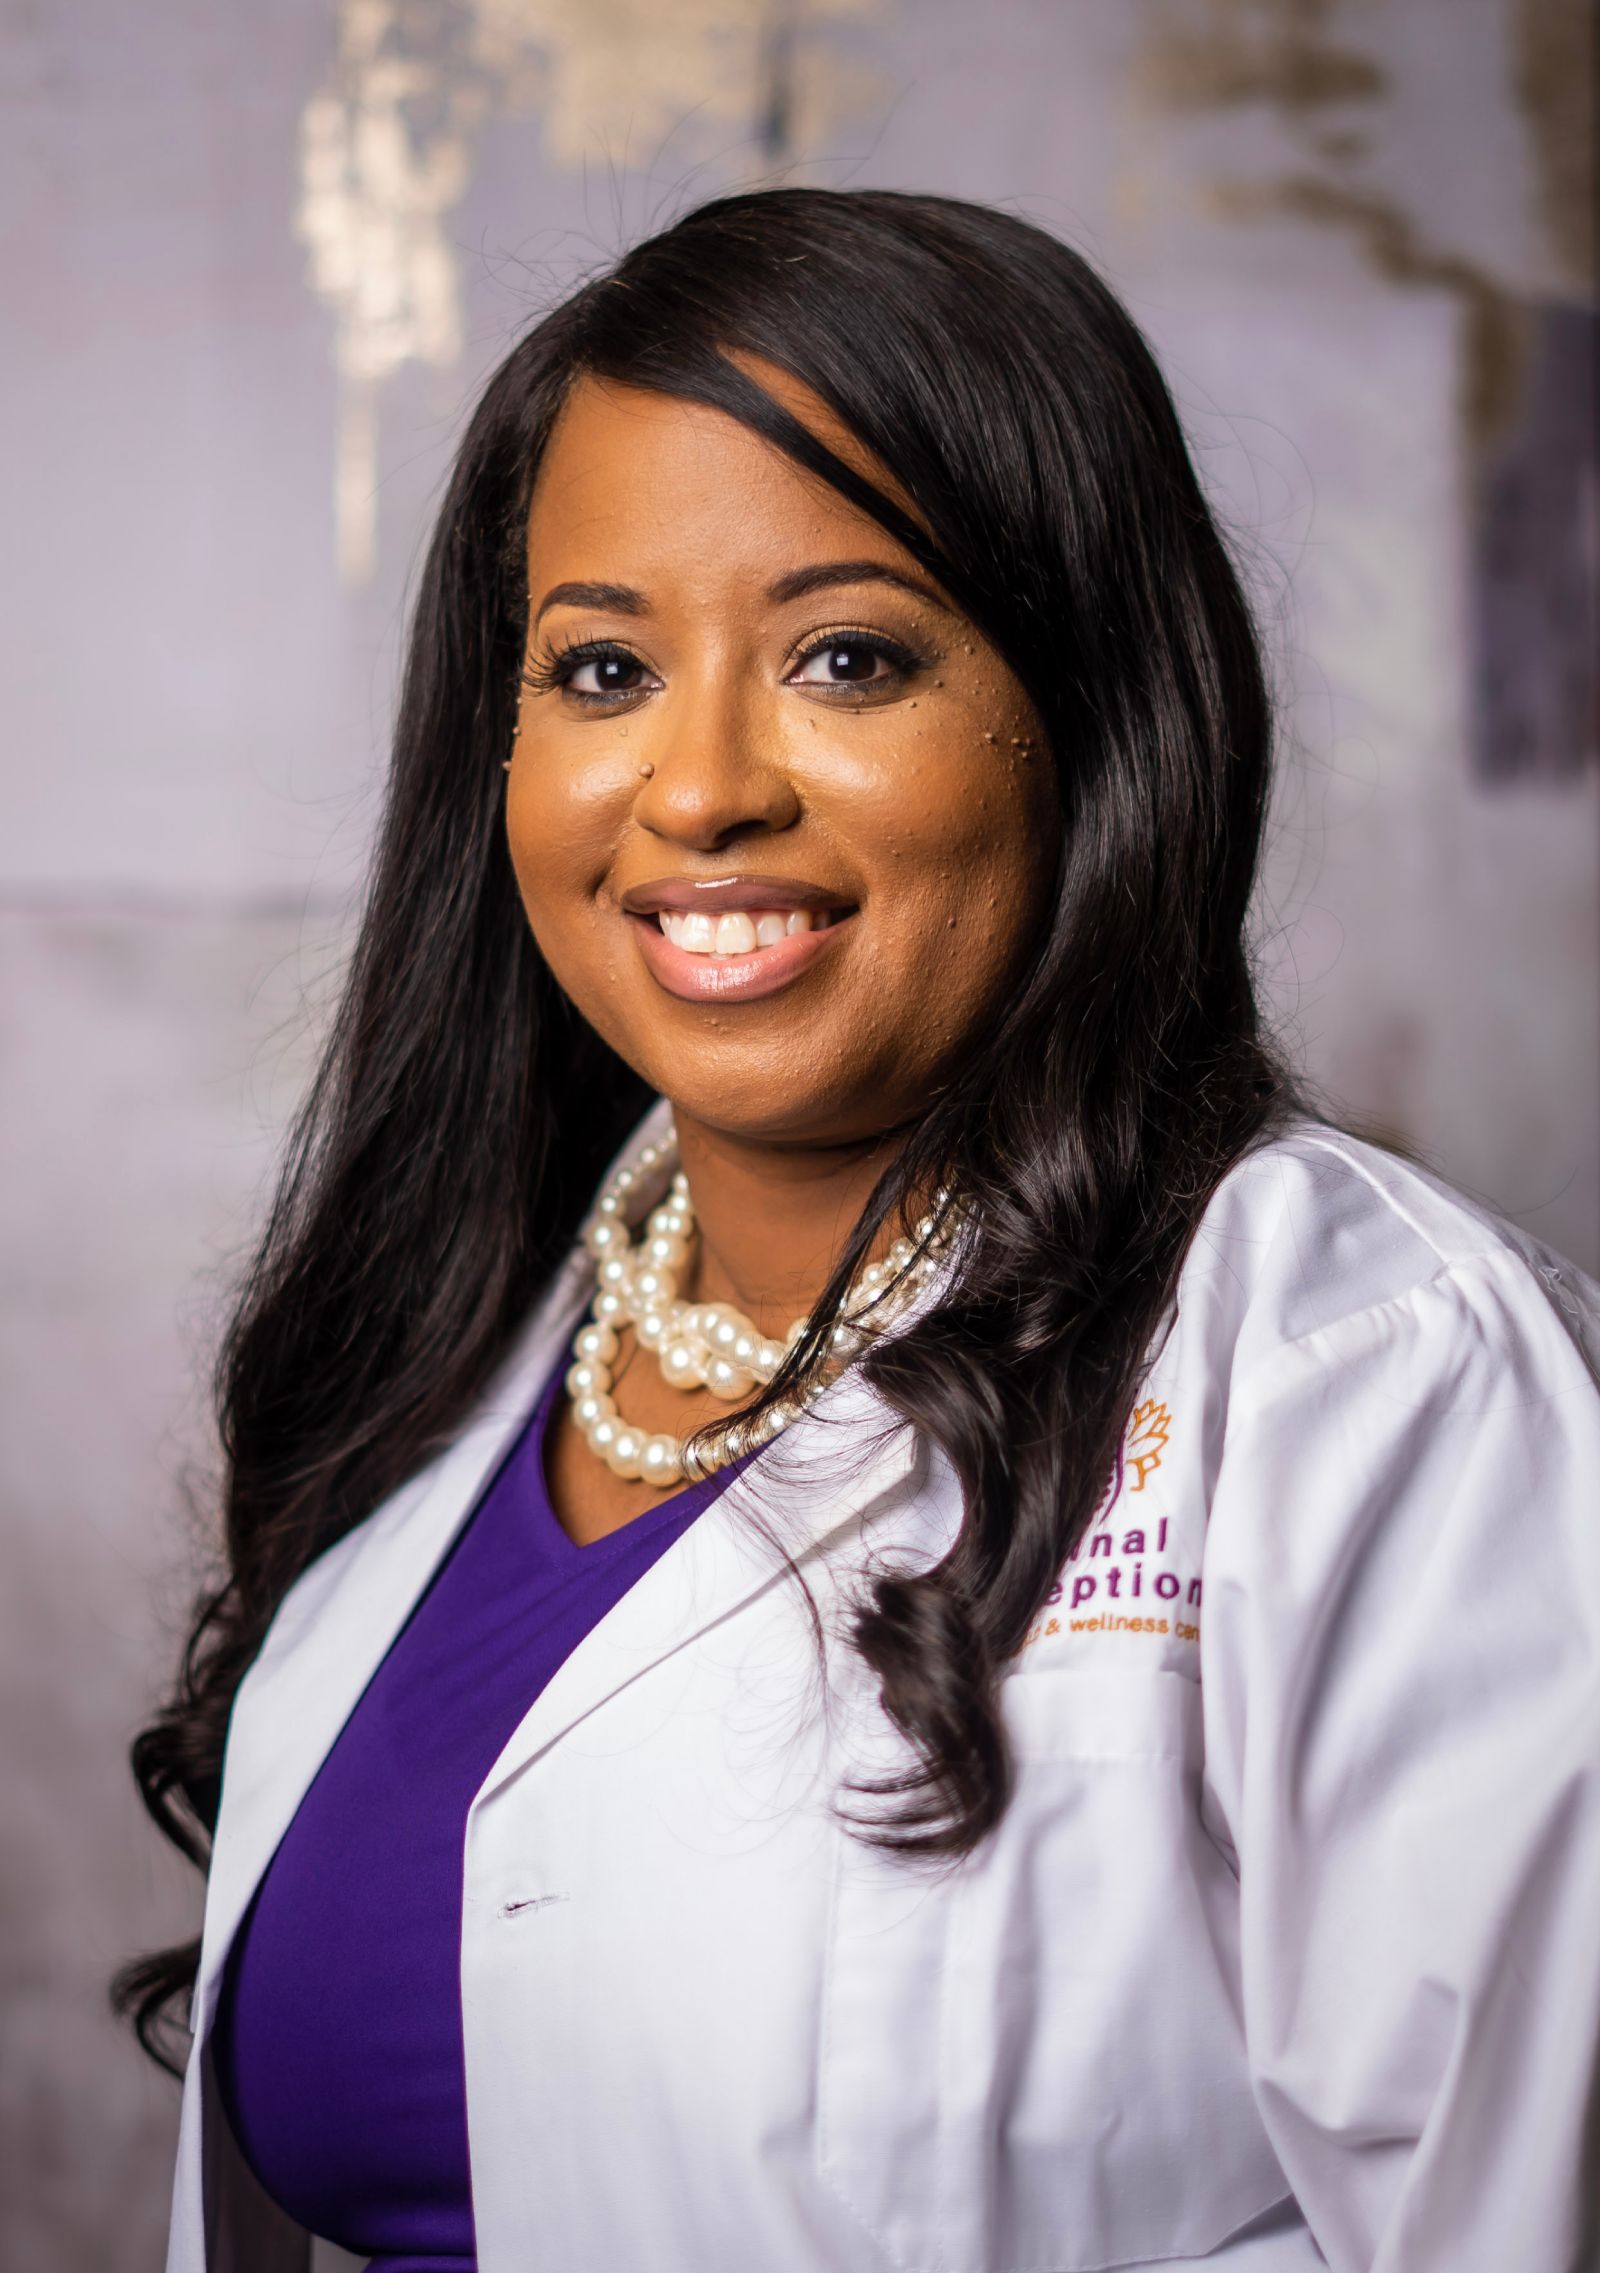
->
[671,1111,904,1337]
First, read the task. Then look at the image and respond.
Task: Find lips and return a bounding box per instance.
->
[618,874,858,1004]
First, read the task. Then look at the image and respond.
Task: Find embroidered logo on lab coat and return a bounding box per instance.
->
[1092,1396,1170,1515]
[1022,1399,1202,1652]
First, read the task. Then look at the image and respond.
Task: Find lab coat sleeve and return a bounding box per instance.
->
[1198,1253,1600,2273]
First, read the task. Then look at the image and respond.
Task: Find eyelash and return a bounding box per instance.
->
[519,626,931,707]
[519,639,639,702]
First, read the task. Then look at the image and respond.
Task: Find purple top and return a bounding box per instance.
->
[212,1349,747,2271]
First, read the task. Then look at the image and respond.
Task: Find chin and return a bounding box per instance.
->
[647,1058,907,1151]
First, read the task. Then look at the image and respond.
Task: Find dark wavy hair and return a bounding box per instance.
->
[117,186,1292,2069]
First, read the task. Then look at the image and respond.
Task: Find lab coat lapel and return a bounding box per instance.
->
[472,1367,926,1806]
[190,1247,594,2043]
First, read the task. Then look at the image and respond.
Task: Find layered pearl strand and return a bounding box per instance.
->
[566,1129,954,1487]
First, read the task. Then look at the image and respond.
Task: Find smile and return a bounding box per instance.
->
[655,906,847,955]
[619,876,857,1004]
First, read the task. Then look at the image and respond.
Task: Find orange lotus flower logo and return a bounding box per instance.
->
[1093,1396,1172,1516]
[1124,1399,1171,1492]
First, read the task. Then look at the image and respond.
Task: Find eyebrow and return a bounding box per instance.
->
[531,559,952,626]
[532,579,648,626]
[766,559,952,613]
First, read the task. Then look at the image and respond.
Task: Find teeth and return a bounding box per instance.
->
[657,906,826,956]
[715,912,758,955]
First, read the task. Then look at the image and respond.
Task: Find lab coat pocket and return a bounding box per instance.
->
[817,1669,1288,2272]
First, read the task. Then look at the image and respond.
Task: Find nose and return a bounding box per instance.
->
[630,680,801,852]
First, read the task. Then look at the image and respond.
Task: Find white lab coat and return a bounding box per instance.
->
[166,1106,1600,2273]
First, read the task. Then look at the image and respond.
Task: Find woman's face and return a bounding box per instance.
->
[507,364,1059,1150]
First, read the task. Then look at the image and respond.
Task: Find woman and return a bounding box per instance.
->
[121,189,1600,2273]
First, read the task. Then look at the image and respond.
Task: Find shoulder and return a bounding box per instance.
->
[1183,1131,1600,1815]
[1174,1118,1600,1402]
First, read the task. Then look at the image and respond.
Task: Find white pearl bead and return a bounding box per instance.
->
[889,1237,914,1269]
[573,1390,615,1429]
[574,1323,618,1363]
[662,1342,698,1383]
[731,1329,759,1367]
[710,1314,741,1353]
[594,1289,624,1323]
[587,1217,625,1255]
[607,1427,645,1479]
[632,1265,673,1306]
[706,1357,754,1399]
[635,1309,667,1348]
[641,1435,681,1485]
[644,1234,686,1269]
[590,1415,620,1454]
[565,1360,603,1398]
[598,1255,629,1290]
[758,1339,786,1373]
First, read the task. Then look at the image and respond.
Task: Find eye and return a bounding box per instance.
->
[567,650,651,698]
[786,632,921,699]
[521,639,661,708]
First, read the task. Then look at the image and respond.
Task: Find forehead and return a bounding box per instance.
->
[525,365,920,592]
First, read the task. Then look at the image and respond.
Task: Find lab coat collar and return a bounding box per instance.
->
[469,1363,924,1810]
[474,1099,944,1800]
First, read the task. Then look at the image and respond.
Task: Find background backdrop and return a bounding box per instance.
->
[3,1,1595,2262]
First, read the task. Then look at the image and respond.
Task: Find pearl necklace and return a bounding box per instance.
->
[566,1129,954,1486]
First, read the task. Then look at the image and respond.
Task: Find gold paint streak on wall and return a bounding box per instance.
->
[1134,0,1385,115]
[1133,0,1538,448]
[467,0,875,171]
[1209,176,1529,445]
[299,0,878,583]
[298,0,481,585]
[1513,0,1597,295]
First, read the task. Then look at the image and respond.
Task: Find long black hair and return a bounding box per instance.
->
[118,187,1292,2069]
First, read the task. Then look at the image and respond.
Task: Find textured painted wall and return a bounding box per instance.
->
[2,1,1594,2262]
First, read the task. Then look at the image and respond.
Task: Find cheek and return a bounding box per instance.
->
[504,738,620,926]
[841,711,1058,963]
